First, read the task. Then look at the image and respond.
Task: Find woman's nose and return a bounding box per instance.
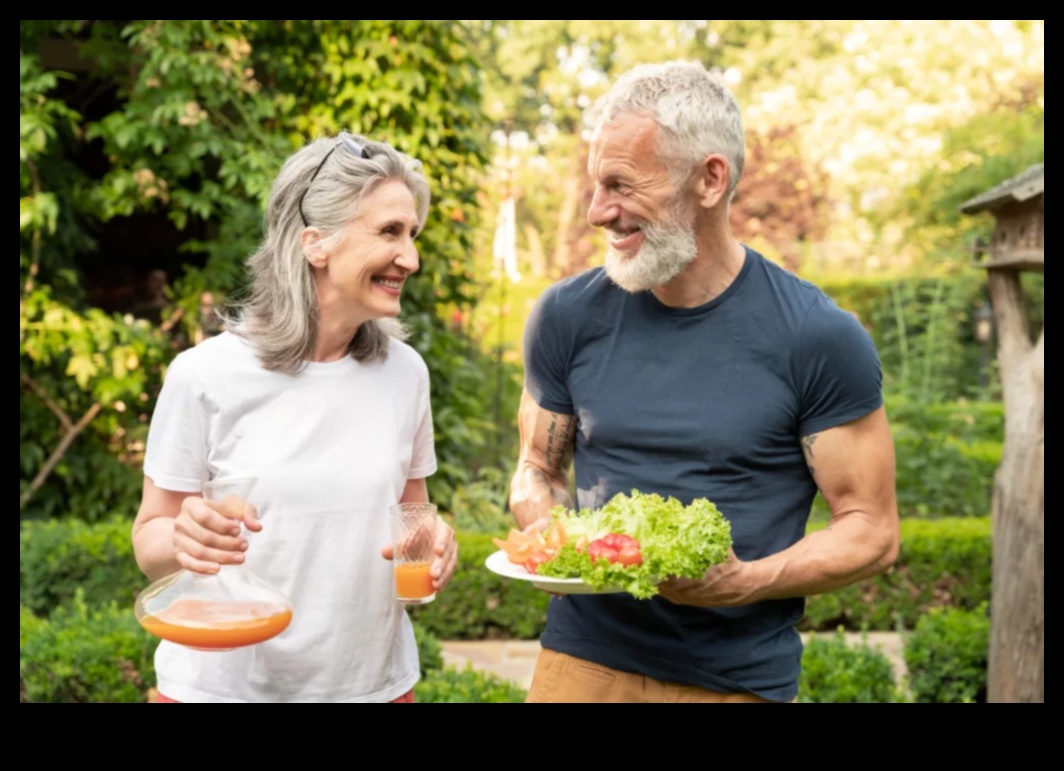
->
[395,243,419,274]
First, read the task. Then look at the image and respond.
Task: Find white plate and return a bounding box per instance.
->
[485,550,629,595]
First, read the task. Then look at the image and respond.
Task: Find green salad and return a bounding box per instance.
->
[535,490,733,600]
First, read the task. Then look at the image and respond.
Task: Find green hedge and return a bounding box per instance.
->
[904,606,990,704]
[20,596,157,704]
[415,665,527,703]
[887,396,1002,518]
[799,631,905,703]
[409,531,550,640]
[19,517,990,647]
[20,516,144,617]
[802,518,991,632]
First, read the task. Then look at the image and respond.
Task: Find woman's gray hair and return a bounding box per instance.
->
[589,60,746,196]
[224,134,431,374]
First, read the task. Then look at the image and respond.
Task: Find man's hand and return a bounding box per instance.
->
[657,550,757,608]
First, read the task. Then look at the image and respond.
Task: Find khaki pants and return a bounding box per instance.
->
[526,649,785,704]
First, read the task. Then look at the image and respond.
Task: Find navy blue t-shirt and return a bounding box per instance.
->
[522,247,883,703]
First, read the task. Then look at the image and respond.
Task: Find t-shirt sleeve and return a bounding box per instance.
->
[797,295,884,438]
[523,284,574,415]
[142,353,212,493]
[408,361,437,480]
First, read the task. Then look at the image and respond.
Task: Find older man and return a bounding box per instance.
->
[509,60,899,704]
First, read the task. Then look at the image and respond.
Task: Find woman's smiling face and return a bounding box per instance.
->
[311,179,422,323]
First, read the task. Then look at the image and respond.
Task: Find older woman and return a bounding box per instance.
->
[131,133,457,703]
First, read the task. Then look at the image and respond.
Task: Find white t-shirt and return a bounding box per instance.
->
[142,331,437,703]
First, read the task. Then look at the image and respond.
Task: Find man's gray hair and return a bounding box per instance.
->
[589,60,746,195]
[224,134,431,374]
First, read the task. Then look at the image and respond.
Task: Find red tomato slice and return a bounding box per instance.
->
[524,551,552,575]
[603,534,639,551]
[587,540,619,564]
[615,545,643,567]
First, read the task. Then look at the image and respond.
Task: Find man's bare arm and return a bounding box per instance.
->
[660,406,899,607]
[509,390,578,530]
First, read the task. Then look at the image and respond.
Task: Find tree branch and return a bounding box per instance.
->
[20,402,102,511]
[21,373,74,432]
[988,270,1033,372]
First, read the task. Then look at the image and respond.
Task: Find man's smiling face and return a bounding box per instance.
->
[586,114,698,293]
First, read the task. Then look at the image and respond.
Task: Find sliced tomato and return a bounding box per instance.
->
[603,534,639,551]
[544,522,568,550]
[524,551,552,575]
[493,530,546,565]
[615,545,643,567]
[586,540,619,565]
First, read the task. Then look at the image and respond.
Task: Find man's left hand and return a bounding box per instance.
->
[657,550,757,608]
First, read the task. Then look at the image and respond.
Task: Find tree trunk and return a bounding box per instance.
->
[551,151,584,278]
[987,269,1044,703]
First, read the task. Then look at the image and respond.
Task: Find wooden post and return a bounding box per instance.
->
[986,269,1044,703]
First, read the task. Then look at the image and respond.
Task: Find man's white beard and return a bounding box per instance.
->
[604,210,697,294]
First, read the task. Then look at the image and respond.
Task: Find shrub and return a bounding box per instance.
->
[20,516,991,643]
[904,606,989,704]
[799,631,904,703]
[415,665,527,704]
[414,622,443,677]
[888,396,1002,518]
[410,531,550,640]
[20,594,157,704]
[20,516,145,617]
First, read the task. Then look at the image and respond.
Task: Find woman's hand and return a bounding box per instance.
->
[173,494,262,575]
[428,515,458,592]
[381,515,459,593]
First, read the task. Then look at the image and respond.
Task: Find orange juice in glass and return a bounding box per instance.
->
[390,503,438,605]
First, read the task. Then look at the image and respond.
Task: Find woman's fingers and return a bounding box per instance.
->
[173,498,251,572]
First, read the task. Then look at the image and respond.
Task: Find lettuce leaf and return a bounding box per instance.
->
[535,490,733,600]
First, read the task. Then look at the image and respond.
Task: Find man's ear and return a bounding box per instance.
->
[693,154,732,210]
[301,228,328,269]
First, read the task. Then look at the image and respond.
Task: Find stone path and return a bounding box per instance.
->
[441,632,907,691]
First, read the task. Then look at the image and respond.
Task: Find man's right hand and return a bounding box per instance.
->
[172,495,261,575]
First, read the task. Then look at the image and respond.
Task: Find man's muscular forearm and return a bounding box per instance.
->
[510,402,578,530]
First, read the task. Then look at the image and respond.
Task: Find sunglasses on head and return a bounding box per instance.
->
[299,132,371,227]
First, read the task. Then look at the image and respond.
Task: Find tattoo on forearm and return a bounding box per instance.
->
[545,414,577,473]
[802,434,819,480]
[527,468,573,510]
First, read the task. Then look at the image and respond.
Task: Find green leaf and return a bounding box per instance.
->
[66,355,98,390]
[20,198,35,231]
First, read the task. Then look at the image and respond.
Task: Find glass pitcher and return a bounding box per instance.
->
[134,477,293,652]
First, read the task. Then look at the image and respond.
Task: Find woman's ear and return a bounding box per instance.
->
[301,228,328,269]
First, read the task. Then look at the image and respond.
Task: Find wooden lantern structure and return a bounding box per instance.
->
[960,164,1044,704]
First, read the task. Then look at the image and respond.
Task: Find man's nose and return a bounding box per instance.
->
[587,187,617,229]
